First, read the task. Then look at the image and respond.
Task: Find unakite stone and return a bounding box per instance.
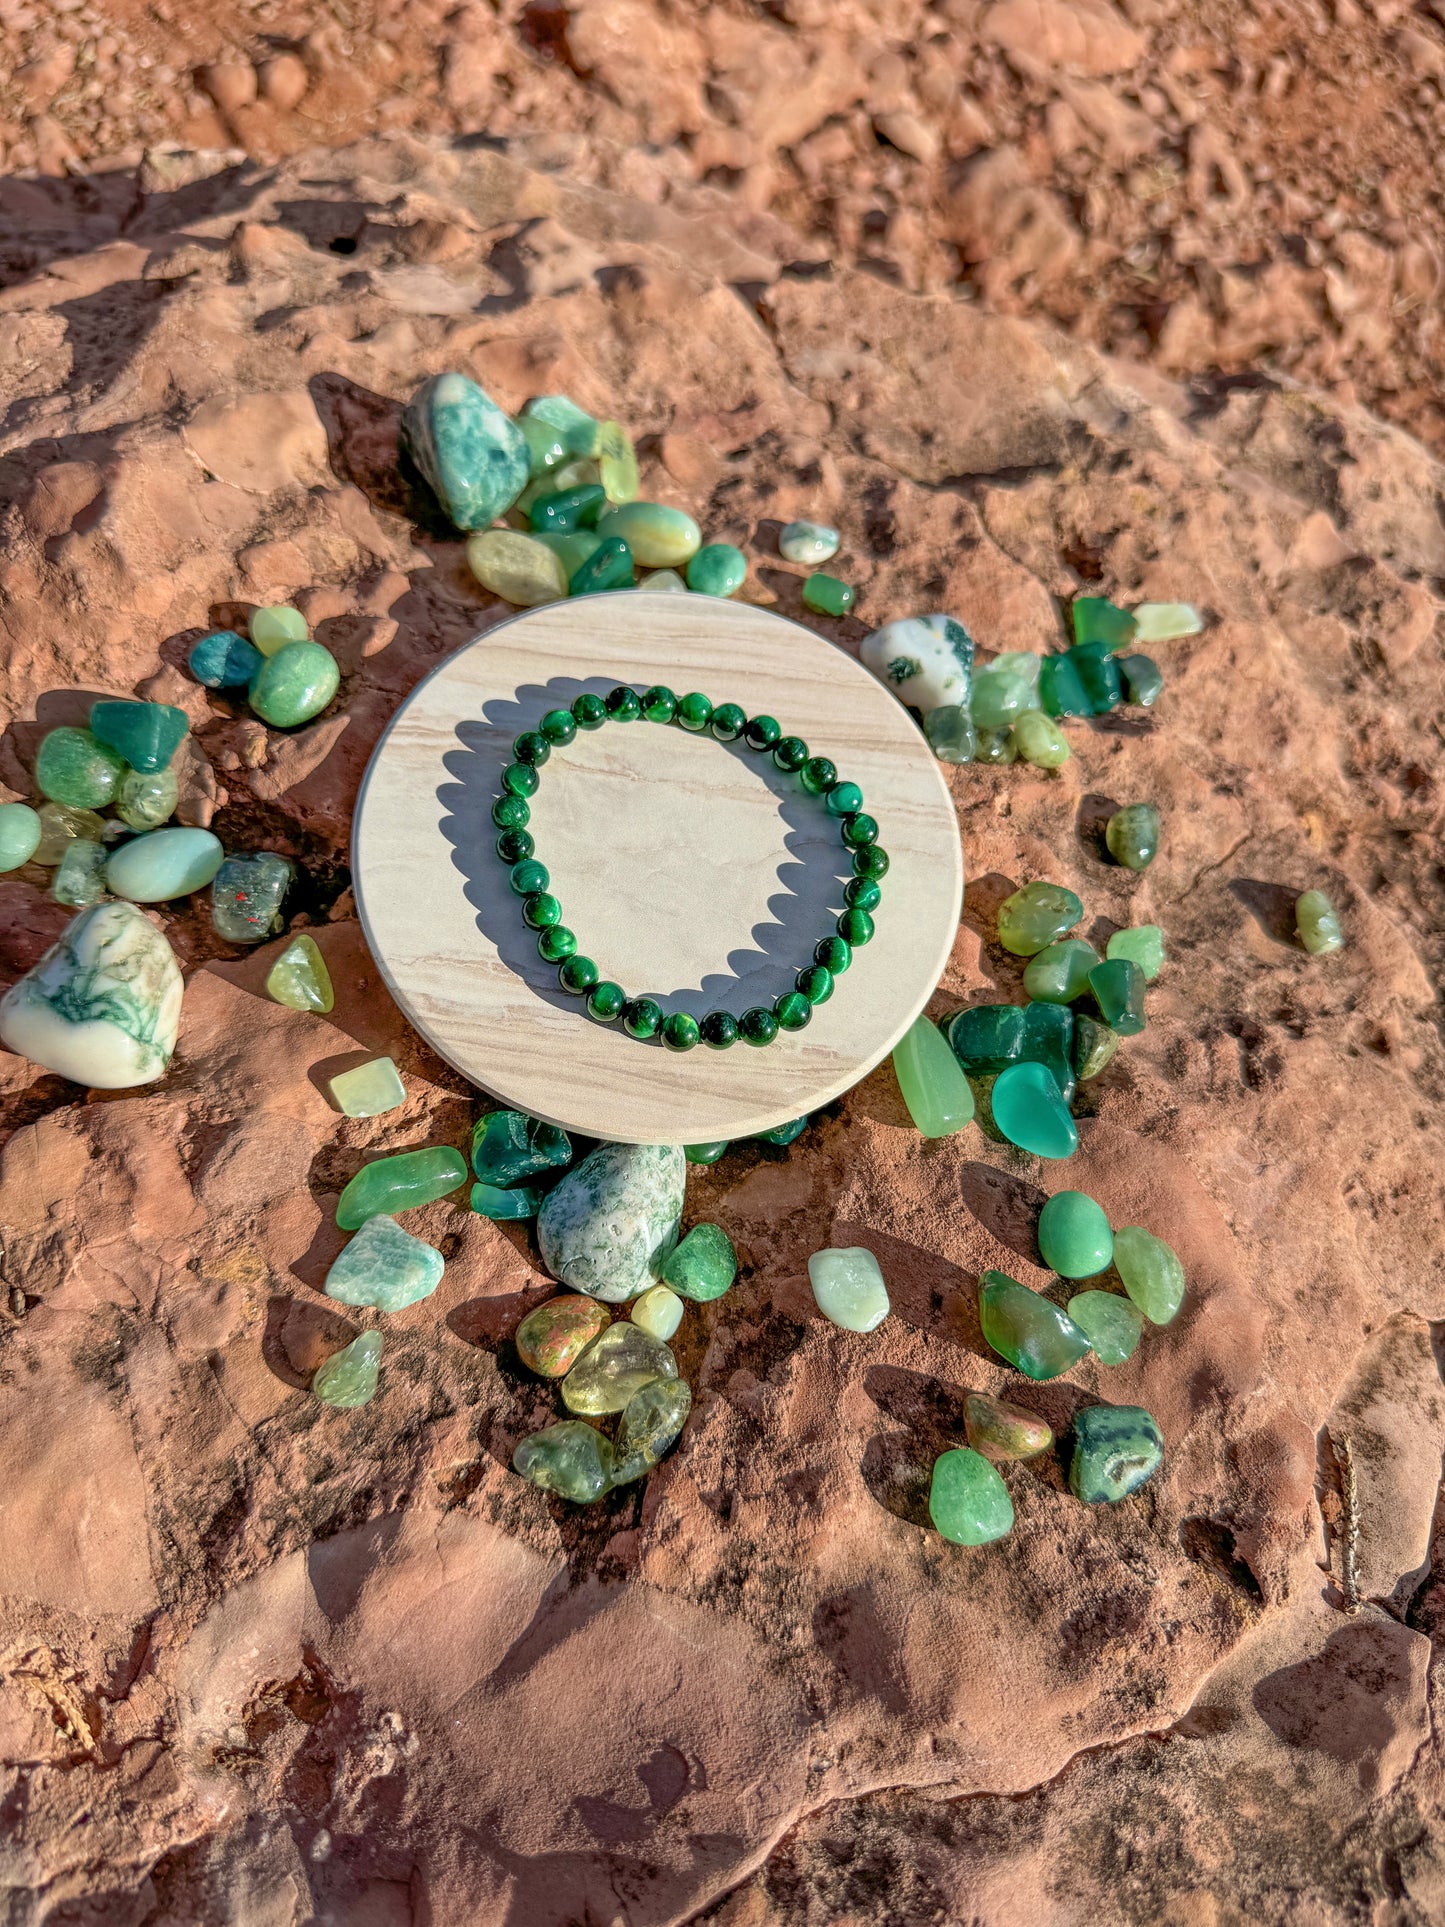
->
[1296,888,1344,955]
[536,1142,685,1302]
[1071,596,1136,651]
[780,521,839,564]
[1070,1403,1163,1502]
[1021,1000,1076,1103]
[970,652,1041,729]
[1106,803,1161,871]
[963,1391,1053,1461]
[52,840,108,907]
[0,803,41,871]
[211,851,292,941]
[1106,924,1164,981]
[325,1213,444,1311]
[35,728,125,809]
[924,704,976,763]
[612,1378,692,1484]
[116,767,178,831]
[534,528,604,577]
[329,1056,405,1117]
[1067,1290,1144,1365]
[597,420,640,502]
[1133,602,1202,642]
[631,1283,684,1342]
[189,628,263,688]
[515,1295,610,1376]
[1012,710,1071,768]
[946,1003,1025,1073]
[402,371,529,528]
[991,1062,1078,1159]
[661,1222,736,1301]
[1070,641,1123,714]
[1023,938,1100,1005]
[929,1447,1014,1545]
[1113,1225,1185,1324]
[862,613,974,714]
[803,572,854,616]
[979,1270,1090,1380]
[1039,652,1090,719]
[466,529,569,606]
[106,826,223,902]
[597,501,700,567]
[892,1013,976,1137]
[569,536,633,595]
[973,725,1017,764]
[266,933,333,1012]
[1038,1190,1113,1278]
[513,1420,613,1502]
[997,881,1083,956]
[249,605,308,656]
[809,1247,890,1332]
[1088,958,1146,1036]
[32,803,104,865]
[313,1331,381,1409]
[686,543,747,597]
[1118,653,1163,706]
[1072,1013,1120,1082]
[562,1322,677,1415]
[471,1180,544,1219]
[523,394,602,459]
[639,568,689,592]
[472,1110,572,1187]
[336,1145,468,1228]
[685,1141,729,1165]
[0,900,182,1088]
[248,641,340,726]
[89,700,189,774]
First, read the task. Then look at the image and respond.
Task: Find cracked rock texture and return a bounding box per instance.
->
[0,138,1443,1926]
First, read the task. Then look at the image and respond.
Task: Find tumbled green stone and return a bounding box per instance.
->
[1296,888,1344,955]
[189,629,262,688]
[1021,1001,1076,1103]
[52,840,108,907]
[248,642,340,727]
[402,371,528,529]
[597,420,640,503]
[523,394,601,458]
[1013,710,1071,769]
[980,1270,1090,1379]
[1118,653,1163,706]
[1068,1290,1143,1365]
[686,543,747,597]
[533,529,604,578]
[562,1322,677,1415]
[1071,596,1136,651]
[1106,924,1164,981]
[1088,958,1146,1036]
[538,925,576,962]
[569,537,633,596]
[622,996,663,1039]
[1039,652,1091,719]
[970,652,1041,729]
[1113,1225,1185,1324]
[929,1447,1014,1545]
[325,1213,444,1311]
[330,1056,406,1117]
[740,1007,778,1046]
[471,1110,572,1186]
[802,572,854,616]
[990,1061,1078,1159]
[677,692,713,733]
[266,933,334,1012]
[33,803,103,866]
[631,1282,684,1342]
[892,1014,976,1137]
[336,1145,468,1228]
[471,1180,544,1219]
[612,1378,692,1484]
[249,606,309,656]
[597,501,701,567]
[780,521,839,564]
[639,568,688,593]
[35,728,125,809]
[106,827,224,903]
[1070,641,1123,714]
[700,1011,739,1048]
[1022,938,1100,1005]
[685,1141,729,1164]
[116,767,178,831]
[211,851,292,942]
[1106,803,1161,871]
[997,881,1083,956]
[518,414,568,475]
[587,981,626,1023]
[516,1295,610,1376]
[529,482,606,535]
[537,1142,685,1302]
[513,1420,613,1503]
[963,1391,1053,1461]
[757,1115,809,1145]
[796,965,833,1006]
[774,990,812,1031]
[1070,1403,1163,1503]
[662,1011,700,1051]
[710,702,746,741]
[924,704,977,764]
[313,1331,381,1409]
[467,528,569,606]
[0,802,42,871]
[662,1223,736,1301]
[948,1003,1023,1074]
[809,1246,890,1332]
[1038,1190,1113,1278]
[973,725,1017,764]
[1134,602,1202,642]
[89,700,188,774]
[1072,1013,1121,1082]
[518,456,599,516]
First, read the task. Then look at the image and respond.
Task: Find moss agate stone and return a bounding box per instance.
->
[35,728,125,809]
[779,521,839,565]
[1012,710,1071,768]
[990,1061,1078,1159]
[1067,1290,1144,1365]
[516,1295,610,1377]
[809,1247,890,1332]
[472,1110,572,1187]
[979,1269,1090,1380]
[211,851,292,942]
[1296,889,1344,955]
[970,652,1041,729]
[189,629,263,688]
[892,1013,975,1137]
[0,900,182,1087]
[1071,596,1136,651]
[963,1391,1053,1461]
[1113,1225,1185,1324]
[929,1446,1014,1545]
[631,1283,684,1342]
[1088,958,1146,1036]
[536,1142,685,1302]
[1106,803,1161,871]
[997,881,1083,956]
[248,641,340,726]
[51,840,108,907]
[612,1378,692,1484]
[661,1222,736,1301]
[686,543,747,597]
[470,1181,544,1220]
[335,1145,468,1228]
[106,826,223,903]
[1133,602,1202,642]
[861,613,973,715]
[1038,1190,1113,1278]
[33,803,104,865]
[597,502,700,567]
[0,802,42,871]
[117,767,179,831]
[1070,1403,1163,1503]
[1072,1013,1120,1082]
[403,371,529,529]
[561,1322,677,1415]
[513,1420,613,1502]
[1106,924,1164,981]
[1022,938,1100,1005]
[249,605,309,655]
[266,933,333,1012]
[313,1331,382,1409]
[466,529,569,606]
[329,1056,405,1117]
[325,1213,445,1311]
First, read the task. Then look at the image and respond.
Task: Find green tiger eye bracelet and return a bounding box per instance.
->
[494,684,886,1047]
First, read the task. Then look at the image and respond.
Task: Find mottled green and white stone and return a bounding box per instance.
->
[779,521,839,565]
[860,613,974,714]
[536,1141,686,1301]
[0,899,183,1087]
[402,372,529,530]
[809,1247,890,1332]
[324,1213,445,1311]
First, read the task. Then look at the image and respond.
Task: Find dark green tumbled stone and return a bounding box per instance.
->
[1088,958,1146,1035]
[587,980,626,1023]
[537,925,576,961]
[1118,654,1163,707]
[773,735,809,773]
[801,756,837,795]
[946,1003,1025,1074]
[472,1180,545,1220]
[1021,1000,1076,1104]
[571,693,607,729]
[1039,652,1090,719]
[622,996,663,1039]
[852,845,889,882]
[510,858,549,896]
[979,1269,1091,1380]
[700,1011,738,1048]
[1071,596,1137,652]
[495,828,534,864]
[1070,1404,1164,1503]
[1106,803,1161,872]
[641,685,677,722]
[558,955,599,995]
[677,692,713,732]
[757,1116,808,1145]
[743,714,781,751]
[685,1141,729,1164]
[774,990,811,1031]
[492,794,530,830]
[844,877,881,912]
[569,537,633,596]
[89,700,189,774]
[739,1007,778,1046]
[1070,642,1123,714]
[663,1011,700,1051]
[502,762,539,798]
[840,812,878,848]
[605,685,641,721]
[815,935,851,974]
[529,482,606,533]
[471,1111,572,1186]
[826,780,863,817]
[796,963,834,1004]
[540,706,577,745]
[838,907,874,946]
[1072,1012,1120,1082]
[523,893,562,929]
[710,703,746,742]
[512,730,550,767]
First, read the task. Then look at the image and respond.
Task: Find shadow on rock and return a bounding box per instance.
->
[1231,877,1301,946]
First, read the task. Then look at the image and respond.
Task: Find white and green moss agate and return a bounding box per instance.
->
[536,1142,685,1302]
[860,613,975,714]
[402,372,529,530]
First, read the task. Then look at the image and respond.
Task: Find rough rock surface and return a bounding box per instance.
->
[0,138,1442,1926]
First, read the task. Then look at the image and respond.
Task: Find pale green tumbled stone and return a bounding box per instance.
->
[266,933,334,1012]
[1067,1290,1144,1365]
[250,605,308,656]
[1012,710,1071,768]
[1296,889,1344,956]
[52,840,108,907]
[1038,1190,1113,1278]
[335,1146,468,1229]
[1133,602,1202,643]
[403,371,529,529]
[631,1283,685,1342]
[809,1247,890,1332]
[612,1378,692,1484]
[0,900,182,1087]
[513,1419,612,1502]
[313,1331,381,1408]
[106,827,224,903]
[1106,924,1165,980]
[536,1142,685,1301]
[248,642,340,727]
[597,502,701,568]
[116,768,178,832]
[929,1447,1014,1545]
[970,652,1041,729]
[1113,1225,1185,1325]
[892,1014,975,1137]
[329,1056,406,1117]
[686,543,747,597]
[597,420,640,503]
[523,394,602,458]
[779,521,839,565]
[32,803,104,865]
[466,529,568,607]
[638,568,689,592]
[997,881,1084,956]
[923,705,976,763]
[35,728,125,809]
[0,802,42,871]
[89,701,188,775]
[561,1322,677,1415]
[1023,938,1100,1004]
[324,1213,444,1311]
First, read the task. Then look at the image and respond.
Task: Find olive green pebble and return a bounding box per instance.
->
[1105,803,1161,872]
[686,543,747,597]
[1012,711,1071,769]
[1296,889,1344,955]
[802,573,854,616]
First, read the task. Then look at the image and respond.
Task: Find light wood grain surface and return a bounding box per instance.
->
[352,594,964,1143]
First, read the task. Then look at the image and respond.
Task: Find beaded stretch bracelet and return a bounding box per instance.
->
[491,684,889,1050]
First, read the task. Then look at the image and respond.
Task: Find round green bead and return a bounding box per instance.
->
[509,858,549,896]
[840,812,878,848]
[796,963,834,1005]
[605,686,641,721]
[1037,1191,1114,1280]
[686,1141,729,1164]
[495,828,534,864]
[35,728,125,809]
[587,980,626,1023]
[559,954,599,995]
[572,693,607,729]
[540,707,577,746]
[838,907,874,946]
[513,730,550,767]
[773,736,809,773]
[826,780,863,817]
[663,1011,701,1052]
[774,990,812,1031]
[710,703,746,742]
[502,762,539,798]
[801,756,837,795]
[677,692,713,733]
[815,935,851,974]
[701,1011,738,1048]
[739,1007,779,1046]
[623,996,663,1039]
[844,876,881,912]
[685,542,747,597]
[537,925,577,962]
[853,845,889,882]
[641,685,677,723]
[523,892,562,929]
[492,794,530,830]
[743,715,781,751]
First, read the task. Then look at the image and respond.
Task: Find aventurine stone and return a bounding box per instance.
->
[248,641,340,726]
[1113,1225,1185,1324]
[631,1283,684,1342]
[211,851,292,941]
[561,1322,678,1415]
[970,652,1041,729]
[686,543,747,597]
[466,529,569,606]
[979,1269,1090,1380]
[249,605,308,655]
[662,1222,736,1301]
[802,572,854,616]
[612,1378,692,1484]
[0,900,183,1087]
[35,728,125,809]
[809,1247,890,1332]
[1038,1190,1113,1278]
[1012,710,1071,768]
[52,841,108,907]
[597,501,701,567]
[403,371,529,529]
[779,521,839,565]
[1023,938,1100,1005]
[1070,1403,1164,1502]
[537,1142,685,1301]
[0,802,41,871]
[189,629,263,688]
[990,1061,1078,1159]
[996,881,1083,956]
[117,768,178,831]
[329,1056,405,1117]
[335,1146,468,1228]
[1296,888,1344,955]
[313,1331,381,1409]
[515,1295,610,1376]
[33,803,104,865]
[89,700,188,773]
[1106,924,1164,980]
[929,1447,1014,1545]
[513,1420,613,1502]
[963,1391,1053,1461]
[892,1013,975,1136]
[265,933,333,1012]
[106,826,224,902]
[862,613,974,714]
[1106,803,1161,871]
[325,1214,445,1311]
[472,1110,572,1186]
[1067,1290,1144,1365]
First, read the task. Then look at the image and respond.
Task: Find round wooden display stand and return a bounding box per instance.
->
[352,593,963,1144]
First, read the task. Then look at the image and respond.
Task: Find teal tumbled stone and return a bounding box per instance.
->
[946,1004,1025,1074]
[89,700,188,774]
[990,1061,1078,1159]
[1039,652,1090,719]
[1070,642,1123,715]
[1067,1290,1144,1365]
[1021,1001,1075,1104]
[1106,803,1161,872]
[189,629,263,689]
[471,1180,545,1219]
[1088,958,1146,1036]
[35,728,125,809]
[325,1213,444,1311]
[1038,1190,1113,1278]
[1118,653,1163,706]
[979,1270,1090,1379]
[248,642,340,727]
[569,536,633,596]
[471,1110,572,1187]
[1071,596,1137,652]
[106,827,224,903]
[1022,938,1100,1005]
[686,543,747,597]
[997,881,1083,956]
[929,1447,1014,1545]
[529,482,606,534]
[0,803,42,872]
[210,851,293,942]
[402,371,529,529]
[1070,1403,1164,1503]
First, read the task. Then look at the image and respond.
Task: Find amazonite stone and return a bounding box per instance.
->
[189,629,262,688]
[266,933,333,1012]
[1023,938,1100,1005]
[249,606,308,656]
[929,1447,1014,1545]
[561,1322,677,1415]
[686,543,746,597]
[970,652,1041,729]
[0,803,42,871]
[472,1110,572,1187]
[662,1223,736,1301]
[313,1331,381,1409]
[1133,602,1202,642]
[1038,1190,1113,1278]
[963,1391,1053,1461]
[33,803,104,865]
[116,768,178,831]
[1113,1225,1185,1324]
[1067,1290,1144,1365]
[89,700,188,772]
[537,1142,685,1302]
[403,371,529,529]
[612,1378,692,1484]
[1012,710,1071,769]
[892,1013,975,1137]
[991,1061,1078,1159]
[809,1247,890,1332]
[979,1269,1090,1380]
[597,501,701,568]
[329,1057,405,1117]
[336,1146,468,1229]
[997,881,1083,956]
[248,642,339,727]
[1296,889,1344,955]
[638,569,688,593]
[211,852,292,942]
[1106,924,1164,980]
[523,394,601,458]
[0,900,182,1087]
[52,841,108,907]
[106,827,223,902]
[466,529,569,606]
[325,1214,444,1311]
[631,1283,684,1342]
[779,521,839,565]
[514,1420,613,1502]
[861,613,974,714]
[515,1296,610,1377]
[35,728,125,809]
[1070,1403,1163,1502]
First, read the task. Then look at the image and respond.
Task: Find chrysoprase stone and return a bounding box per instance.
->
[516,1295,610,1376]
[929,1446,1014,1545]
[862,613,973,714]
[1070,641,1123,714]
[472,1110,572,1187]
[466,529,569,606]
[1106,803,1161,871]
[116,767,178,831]
[631,1283,684,1342]
[402,371,529,529]
[569,536,633,595]
[780,521,839,565]
[924,704,976,763]
[523,394,601,458]
[1021,1000,1076,1104]
[248,642,340,726]
[329,1056,405,1117]
[686,543,747,597]
[265,933,333,1012]
[661,1222,736,1301]
[537,1142,685,1302]
[1133,602,1202,642]
[534,529,604,577]
[313,1331,381,1409]
[51,840,108,907]
[249,605,308,655]
[597,501,700,567]
[1039,652,1090,719]
[211,851,292,942]
[685,1141,729,1165]
[32,802,104,865]
[471,1181,543,1219]
[513,1420,612,1501]
[562,1322,677,1415]
[1012,710,1071,769]
[973,725,1017,764]
[0,802,41,871]
[189,629,263,688]
[325,1213,444,1311]
[1088,958,1146,1036]
[0,900,182,1087]
[597,420,640,503]
[970,652,1041,729]
[946,1002,1025,1073]
[35,728,125,809]
[1038,1190,1113,1278]
[1023,938,1100,1004]
[990,1062,1078,1159]
[1113,1225,1185,1324]
[335,1145,468,1228]
[964,1391,1053,1461]
[1070,1403,1163,1502]
[892,1013,976,1137]
[106,826,223,902]
[1071,596,1136,651]
[89,700,188,773]
[808,1247,890,1332]
[1067,1290,1143,1365]
[757,1114,808,1144]
[612,1378,692,1484]
[1296,888,1344,955]
[803,572,854,616]
[1072,1013,1120,1082]
[1106,924,1164,980]
[979,1270,1090,1380]
[997,881,1083,956]
[1118,653,1163,706]
[638,568,688,592]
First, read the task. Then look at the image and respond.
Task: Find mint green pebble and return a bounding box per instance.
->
[336,1146,468,1229]
[329,1057,406,1118]
[971,653,1041,729]
[402,372,529,529]
[990,1061,1078,1159]
[929,1446,1014,1545]
[802,573,854,617]
[313,1331,382,1409]
[106,826,224,902]
[0,803,42,871]
[248,605,309,656]
[523,394,602,459]
[35,728,125,809]
[1067,1290,1144,1365]
[1012,710,1071,769]
[597,501,701,568]
[1037,1190,1113,1278]
[52,840,109,907]
[686,543,747,597]
[1022,938,1100,1005]
[1296,889,1344,956]
[324,1213,444,1312]
[89,700,188,774]
[248,641,340,726]
[892,1013,975,1137]
[1106,924,1164,981]
[997,881,1083,957]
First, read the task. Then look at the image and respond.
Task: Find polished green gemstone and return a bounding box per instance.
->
[710,702,746,742]
[403,372,528,528]
[626,1284,688,1344]
[571,692,607,729]
[523,394,601,458]
[641,684,677,722]
[501,762,539,798]
[559,954,599,995]
[512,730,551,767]
[662,1222,736,1300]
[106,826,224,903]
[685,1141,729,1164]
[779,520,839,565]
[809,1247,890,1330]
[796,964,834,1004]
[52,840,108,907]
[844,876,881,912]
[1022,937,1100,1004]
[1106,803,1160,871]
[36,728,125,809]
[1039,652,1090,719]
[826,780,863,817]
[496,828,534,864]
[540,707,577,746]
[946,1003,1024,1073]
[189,629,262,689]
[852,845,889,882]
[1072,1012,1120,1081]
[1071,596,1136,651]
[570,536,633,595]
[471,1179,544,1219]
[116,767,178,831]
[622,996,663,1039]
[924,704,977,763]
[493,794,530,830]
[612,1378,692,1483]
[743,714,781,751]
[1012,710,1071,769]
[605,685,641,721]
[739,1006,778,1046]
[1089,958,1146,1035]
[0,802,42,871]
[518,414,568,475]
[472,1110,571,1185]
[973,725,1017,765]
[1021,1000,1075,1102]
[838,907,874,946]
[250,605,309,655]
[840,812,878,847]
[1038,1190,1113,1278]
[266,933,333,1012]
[990,1061,1078,1159]
[801,756,836,795]
[587,980,626,1022]
[1106,924,1164,980]
[597,501,701,568]
[662,1011,700,1051]
[774,990,811,1031]
[562,1322,677,1416]
[929,1447,1013,1545]
[1135,602,1202,642]
[892,1014,976,1137]
[964,1391,1054,1461]
[510,858,549,896]
[597,420,639,504]
[1296,889,1344,955]
[1070,1404,1163,1504]
[686,542,747,597]
[313,1331,382,1409]
[248,642,340,727]
[89,700,188,774]
[211,851,293,942]
[1113,1225,1185,1324]
[757,1116,808,1146]
[802,572,854,616]
[700,1011,738,1048]
[335,1145,468,1228]
[970,652,1041,729]
[979,1269,1090,1379]
[513,1420,613,1503]
[677,692,713,732]
[1068,1290,1144,1365]
[537,924,576,961]
[1118,653,1163,706]
[997,881,1083,956]
[329,1057,406,1118]
[815,935,851,974]
[529,481,606,533]
[1070,641,1123,714]
[773,735,809,773]
[325,1213,445,1311]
